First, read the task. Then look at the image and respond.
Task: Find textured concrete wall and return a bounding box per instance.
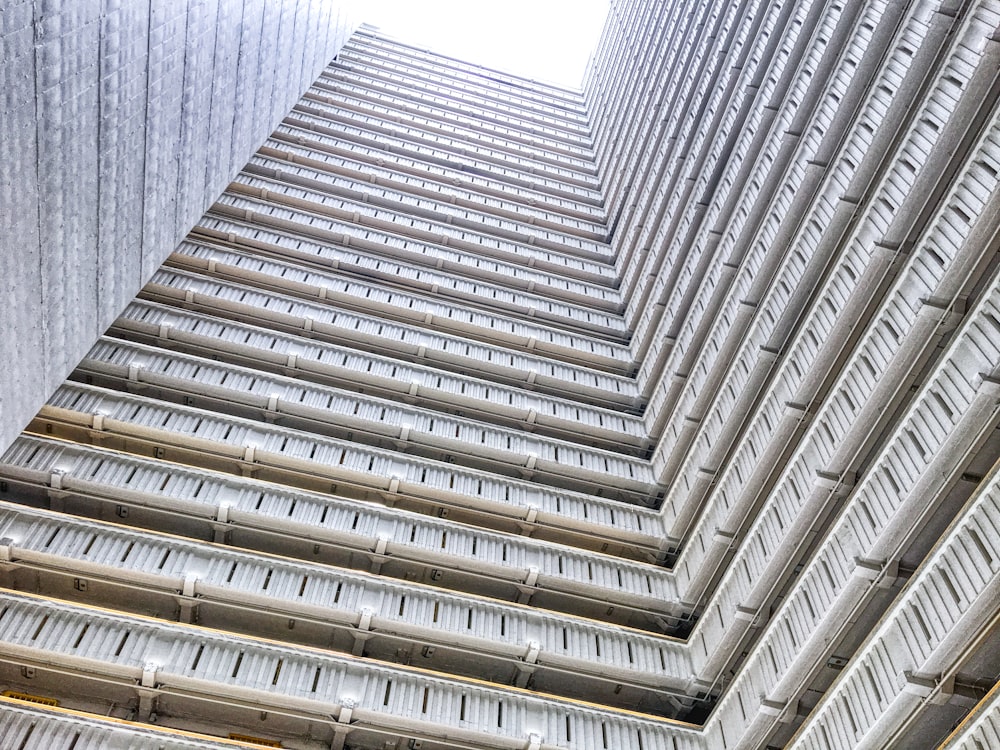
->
[0,0,356,452]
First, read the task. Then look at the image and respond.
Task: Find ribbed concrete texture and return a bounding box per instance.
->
[4,3,1000,749]
[0,0,356,453]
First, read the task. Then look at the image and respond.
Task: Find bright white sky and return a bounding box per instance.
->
[357,0,612,90]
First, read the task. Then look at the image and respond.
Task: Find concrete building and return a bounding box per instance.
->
[1,1,1000,748]
[0,0,358,453]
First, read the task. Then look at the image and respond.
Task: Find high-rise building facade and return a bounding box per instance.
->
[2,2,1000,749]
[0,0,358,454]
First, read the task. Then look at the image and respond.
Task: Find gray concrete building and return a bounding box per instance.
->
[0,0,357,452]
[2,1,1000,748]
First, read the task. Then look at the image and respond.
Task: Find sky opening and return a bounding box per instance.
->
[357,0,612,90]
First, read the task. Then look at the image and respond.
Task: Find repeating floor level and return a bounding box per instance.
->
[2,2,1000,749]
